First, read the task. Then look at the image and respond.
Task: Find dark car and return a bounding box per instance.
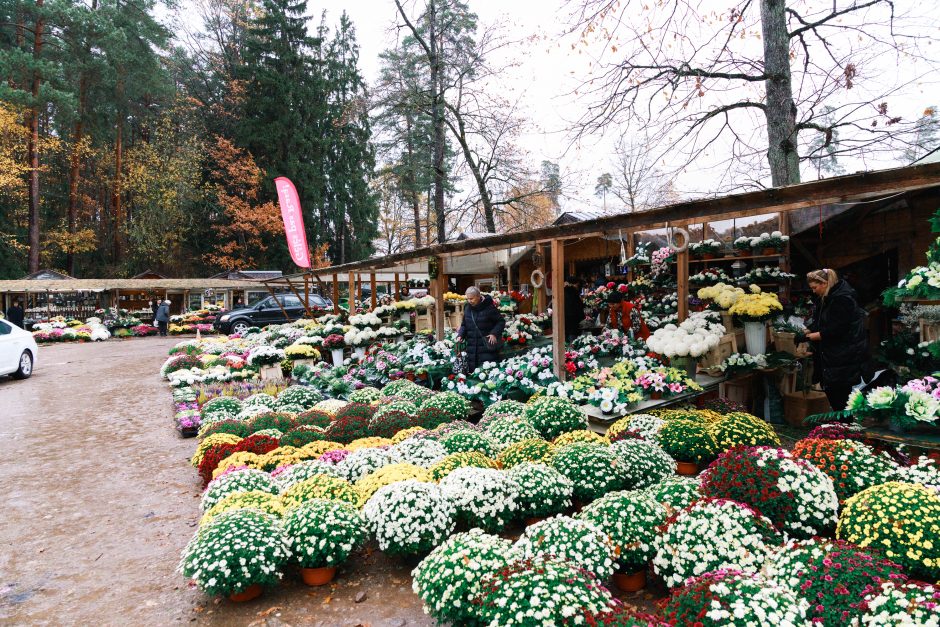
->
[215,293,333,335]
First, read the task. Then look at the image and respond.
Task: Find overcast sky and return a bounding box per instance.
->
[174,0,940,215]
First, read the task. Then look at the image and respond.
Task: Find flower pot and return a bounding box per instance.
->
[525,516,546,527]
[300,566,337,586]
[179,426,199,438]
[701,252,717,260]
[735,249,751,257]
[331,348,345,366]
[743,321,767,356]
[399,312,411,323]
[417,372,428,381]
[293,358,318,368]
[761,247,779,256]
[888,420,907,434]
[676,461,699,476]
[354,346,366,358]
[405,372,416,382]
[612,569,646,593]
[650,391,663,400]
[229,583,263,602]
[395,334,405,344]
[672,356,697,380]
[259,365,282,380]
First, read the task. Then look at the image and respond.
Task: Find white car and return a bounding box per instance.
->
[0,319,37,379]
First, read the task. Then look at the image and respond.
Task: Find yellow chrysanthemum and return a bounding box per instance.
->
[191,433,242,467]
[355,463,430,504]
[199,490,284,526]
[347,437,394,451]
[212,451,266,478]
[391,426,428,443]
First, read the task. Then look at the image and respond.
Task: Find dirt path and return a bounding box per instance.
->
[0,338,435,627]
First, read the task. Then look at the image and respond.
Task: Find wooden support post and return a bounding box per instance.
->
[348,272,355,313]
[356,273,363,301]
[677,244,689,322]
[536,245,548,314]
[394,273,400,301]
[332,274,340,314]
[370,272,377,310]
[430,258,446,340]
[551,239,566,381]
[304,274,309,316]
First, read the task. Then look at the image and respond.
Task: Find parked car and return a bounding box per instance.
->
[0,319,38,379]
[214,293,334,335]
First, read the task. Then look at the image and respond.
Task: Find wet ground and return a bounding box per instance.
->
[0,338,660,626]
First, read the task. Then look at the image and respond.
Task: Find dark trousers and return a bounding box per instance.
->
[823,383,853,414]
[158,321,168,336]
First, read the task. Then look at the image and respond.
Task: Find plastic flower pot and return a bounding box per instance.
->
[612,569,646,593]
[676,461,699,476]
[399,312,410,323]
[672,356,697,380]
[331,349,345,367]
[260,365,282,380]
[300,566,337,586]
[229,584,263,602]
[743,321,767,356]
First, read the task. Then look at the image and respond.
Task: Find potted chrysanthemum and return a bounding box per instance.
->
[550,442,623,503]
[508,462,573,524]
[655,419,717,475]
[439,466,520,532]
[179,508,290,602]
[322,334,346,366]
[282,498,367,585]
[514,515,616,580]
[362,480,456,555]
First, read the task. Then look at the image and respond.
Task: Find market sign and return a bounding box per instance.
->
[274,177,311,268]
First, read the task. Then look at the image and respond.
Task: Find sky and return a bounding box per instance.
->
[173,0,940,216]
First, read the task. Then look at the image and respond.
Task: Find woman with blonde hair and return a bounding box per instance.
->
[804,268,868,412]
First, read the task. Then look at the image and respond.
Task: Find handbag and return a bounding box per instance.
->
[470,309,503,351]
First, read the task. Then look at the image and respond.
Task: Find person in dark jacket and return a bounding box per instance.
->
[5,299,25,328]
[805,269,868,412]
[456,287,506,373]
[150,300,159,321]
[564,276,585,341]
[155,300,171,337]
[606,280,623,329]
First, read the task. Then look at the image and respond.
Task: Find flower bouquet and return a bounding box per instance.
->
[412,529,514,626]
[689,238,723,258]
[837,481,940,580]
[515,515,617,579]
[508,462,573,519]
[652,498,783,588]
[578,491,665,581]
[700,446,838,538]
[662,570,808,626]
[362,480,456,555]
[179,509,290,600]
[439,466,520,531]
[651,246,676,277]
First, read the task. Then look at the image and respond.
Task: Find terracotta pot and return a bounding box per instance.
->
[525,516,546,527]
[701,252,717,260]
[761,247,779,256]
[612,569,647,593]
[405,372,416,382]
[229,583,263,602]
[676,461,699,476]
[650,391,663,400]
[735,249,751,257]
[300,566,337,586]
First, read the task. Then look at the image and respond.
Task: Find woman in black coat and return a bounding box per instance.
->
[805,269,868,411]
[563,277,585,341]
[456,287,506,373]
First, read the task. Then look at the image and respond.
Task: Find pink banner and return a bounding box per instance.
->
[274,177,311,268]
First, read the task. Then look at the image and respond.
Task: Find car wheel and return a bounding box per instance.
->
[12,350,33,379]
[231,320,250,335]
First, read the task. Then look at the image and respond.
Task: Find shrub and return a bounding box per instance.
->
[524,397,588,439]
[656,419,718,464]
[440,467,520,531]
[793,438,899,501]
[553,430,607,448]
[578,491,666,573]
[497,438,554,468]
[412,529,513,626]
[642,476,701,514]
[336,447,397,483]
[859,581,940,625]
[326,403,376,444]
[232,433,280,456]
[701,446,838,538]
[272,460,341,489]
[282,498,366,569]
[440,429,498,457]
[609,440,675,489]
[198,419,251,440]
[661,570,809,626]
[242,392,278,410]
[355,463,430,504]
[200,396,243,423]
[348,386,382,404]
[392,438,447,468]
[508,462,574,519]
[837,481,940,580]
[197,442,240,484]
[763,538,907,625]
[482,399,526,419]
[551,442,623,502]
[362,480,455,554]
[474,556,617,627]
[515,515,617,580]
[415,406,452,430]
[652,498,783,588]
[179,509,290,597]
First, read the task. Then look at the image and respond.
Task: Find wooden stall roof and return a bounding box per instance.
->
[309,161,940,276]
[0,278,270,292]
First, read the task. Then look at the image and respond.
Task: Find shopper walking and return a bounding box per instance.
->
[455,287,506,373]
[805,269,868,412]
[564,277,585,341]
[155,300,171,337]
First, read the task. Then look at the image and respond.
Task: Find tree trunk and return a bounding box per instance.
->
[67,75,89,275]
[428,0,446,243]
[26,0,45,273]
[760,0,800,186]
[112,79,124,263]
[404,112,422,247]
[450,110,496,232]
